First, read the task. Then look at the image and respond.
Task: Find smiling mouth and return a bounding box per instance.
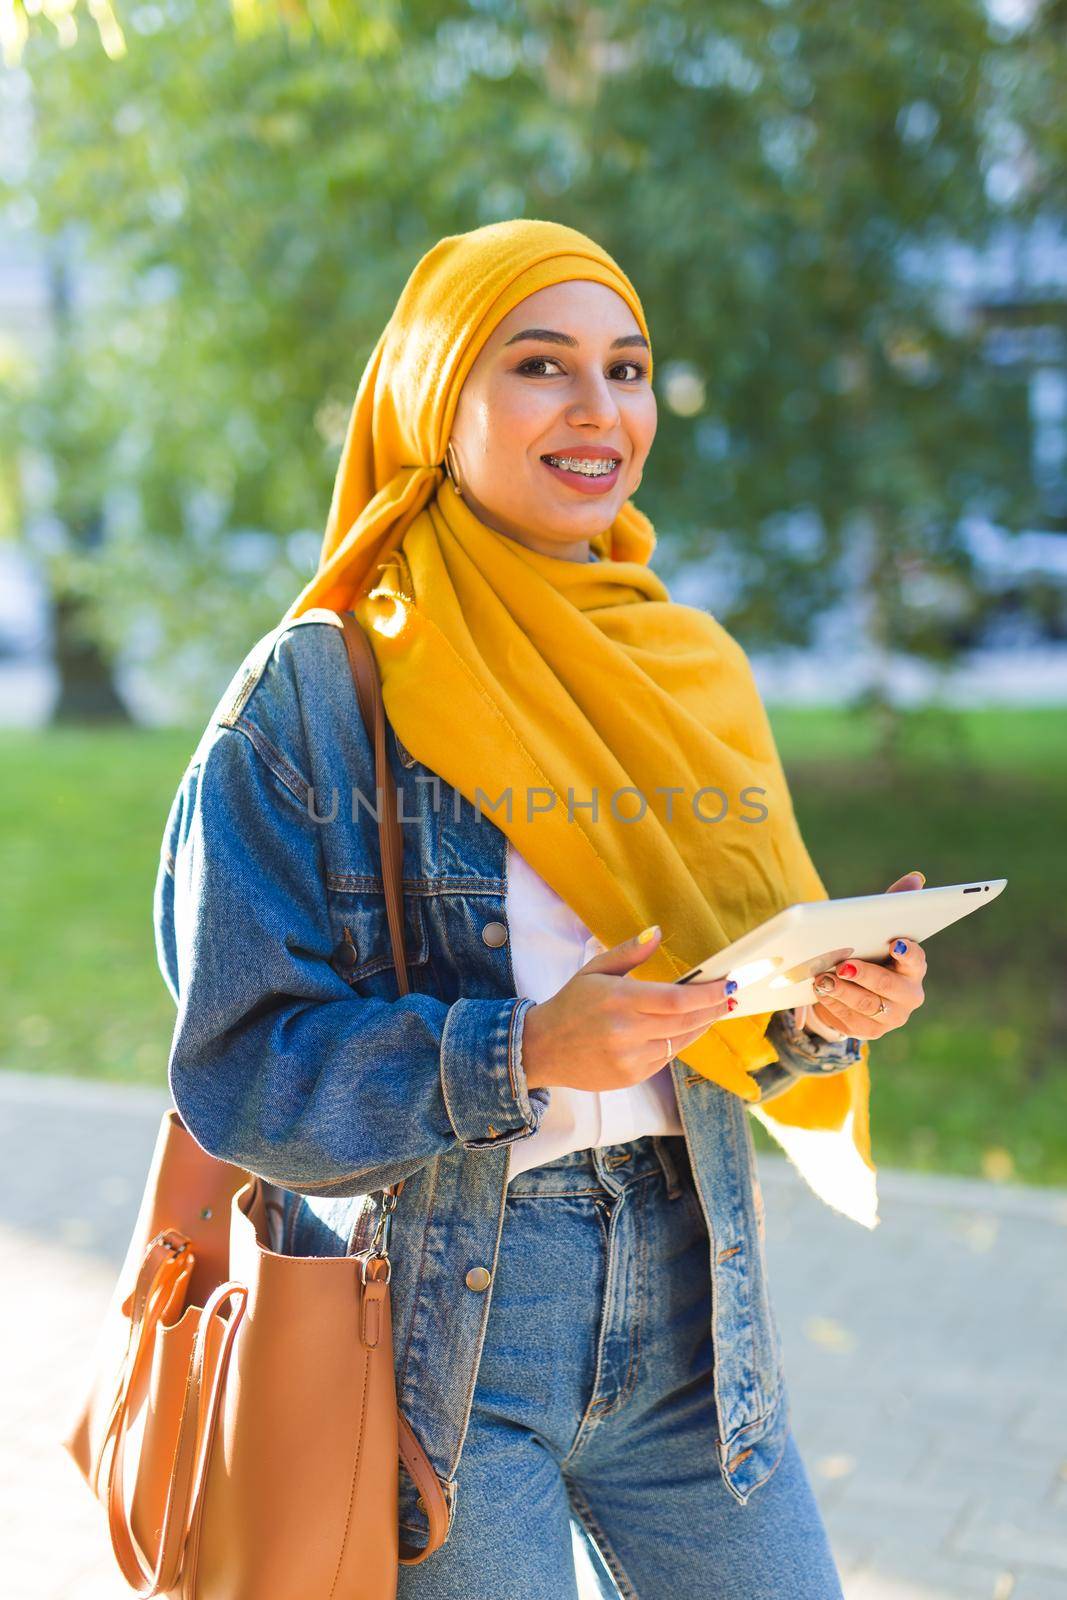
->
[540,453,622,479]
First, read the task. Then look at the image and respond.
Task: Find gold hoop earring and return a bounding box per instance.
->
[444,439,464,500]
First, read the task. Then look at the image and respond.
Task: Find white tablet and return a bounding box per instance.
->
[675,879,1007,1017]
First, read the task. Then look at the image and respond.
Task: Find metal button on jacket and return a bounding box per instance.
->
[331,936,358,971]
[481,920,508,948]
[465,1266,492,1292]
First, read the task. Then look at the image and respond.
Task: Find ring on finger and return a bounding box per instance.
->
[874,998,889,1018]
[664,1036,673,1064]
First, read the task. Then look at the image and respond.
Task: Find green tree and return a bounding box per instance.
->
[1,0,1054,727]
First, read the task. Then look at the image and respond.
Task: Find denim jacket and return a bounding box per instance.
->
[153,611,860,1544]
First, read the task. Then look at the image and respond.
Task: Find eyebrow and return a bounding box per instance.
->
[503,327,649,352]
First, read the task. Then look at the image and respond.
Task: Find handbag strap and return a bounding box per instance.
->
[397,1412,455,1565]
[338,611,410,999]
[338,611,453,1562]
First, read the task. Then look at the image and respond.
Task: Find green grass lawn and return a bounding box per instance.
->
[1,709,1064,1185]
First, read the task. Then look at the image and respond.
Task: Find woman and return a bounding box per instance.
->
[154,219,927,1599]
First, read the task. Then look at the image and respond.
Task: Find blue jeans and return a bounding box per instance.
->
[396,1133,843,1599]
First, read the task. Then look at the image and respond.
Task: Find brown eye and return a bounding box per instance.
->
[517,356,647,381]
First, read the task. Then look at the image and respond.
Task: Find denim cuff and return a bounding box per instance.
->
[439,995,550,1149]
[751,1060,804,1103]
[769,1005,862,1076]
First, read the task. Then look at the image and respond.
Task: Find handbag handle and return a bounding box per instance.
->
[100,1231,248,1596]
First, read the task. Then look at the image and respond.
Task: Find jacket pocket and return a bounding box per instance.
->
[324,882,430,990]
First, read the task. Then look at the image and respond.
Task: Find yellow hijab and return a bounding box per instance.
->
[285,219,877,1228]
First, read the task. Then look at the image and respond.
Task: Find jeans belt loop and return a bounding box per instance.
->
[652,1135,684,1200]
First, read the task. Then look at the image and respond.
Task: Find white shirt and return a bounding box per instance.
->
[504,839,684,1182]
[501,554,842,1177]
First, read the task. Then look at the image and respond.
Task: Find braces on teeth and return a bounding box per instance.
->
[543,456,620,477]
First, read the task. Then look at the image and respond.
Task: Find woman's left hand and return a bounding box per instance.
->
[808,870,928,1041]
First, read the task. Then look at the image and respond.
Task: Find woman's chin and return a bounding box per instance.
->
[532,514,613,546]
[530,491,623,535]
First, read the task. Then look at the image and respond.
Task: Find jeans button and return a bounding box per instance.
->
[481,920,508,948]
[465,1266,492,1292]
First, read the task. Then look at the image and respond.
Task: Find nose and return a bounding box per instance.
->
[564,365,622,431]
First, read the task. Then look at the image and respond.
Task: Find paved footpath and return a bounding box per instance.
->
[2,1069,1065,1600]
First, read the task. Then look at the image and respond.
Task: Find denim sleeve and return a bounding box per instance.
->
[157,727,550,1198]
[751,1007,862,1103]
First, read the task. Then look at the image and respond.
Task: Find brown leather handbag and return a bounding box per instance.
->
[60,611,451,1598]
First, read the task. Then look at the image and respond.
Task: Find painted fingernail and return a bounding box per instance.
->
[637,925,659,945]
[727,997,738,1011]
[725,979,738,995]
[837,962,857,978]
[892,939,907,956]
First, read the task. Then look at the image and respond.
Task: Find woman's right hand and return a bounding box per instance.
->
[521,925,736,1093]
